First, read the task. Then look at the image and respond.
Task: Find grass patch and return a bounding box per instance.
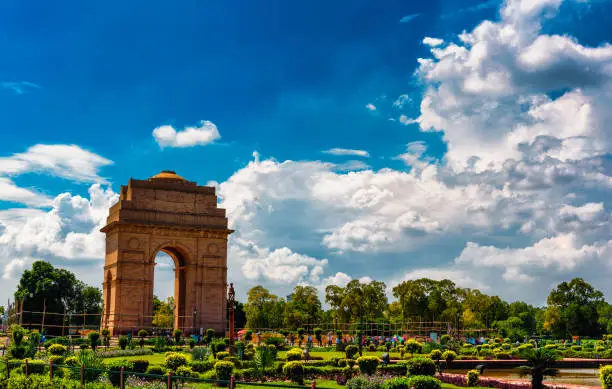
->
[103,352,192,366]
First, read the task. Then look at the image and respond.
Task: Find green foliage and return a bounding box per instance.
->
[283,361,305,384]
[190,360,215,373]
[173,329,182,344]
[22,360,47,375]
[88,332,100,351]
[65,356,78,366]
[106,359,134,387]
[405,340,423,355]
[345,344,359,359]
[408,375,442,389]
[191,346,209,361]
[164,352,188,371]
[217,351,231,360]
[442,350,457,366]
[131,359,150,373]
[466,369,480,386]
[176,365,198,378]
[212,340,227,357]
[118,336,128,350]
[600,365,612,389]
[440,335,451,345]
[286,350,302,361]
[384,377,412,389]
[356,356,380,375]
[517,348,560,389]
[406,357,436,376]
[146,366,167,376]
[137,329,148,338]
[429,350,442,361]
[265,337,284,348]
[189,338,196,349]
[214,361,234,382]
[70,350,105,383]
[49,355,65,365]
[254,345,276,377]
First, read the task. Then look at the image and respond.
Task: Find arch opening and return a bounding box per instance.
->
[150,246,187,332]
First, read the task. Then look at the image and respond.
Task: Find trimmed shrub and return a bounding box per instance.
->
[407,357,436,376]
[283,361,305,384]
[22,359,47,375]
[357,356,380,375]
[442,350,457,366]
[48,344,67,356]
[118,336,129,350]
[494,351,512,360]
[409,375,442,389]
[164,352,188,371]
[346,344,359,359]
[601,365,612,389]
[48,355,65,366]
[65,356,78,366]
[215,361,234,383]
[176,365,199,378]
[173,329,183,344]
[190,360,215,373]
[147,366,167,376]
[571,345,582,351]
[378,363,407,375]
[405,340,423,355]
[88,332,100,351]
[385,377,412,389]
[107,359,134,386]
[286,350,302,361]
[217,351,231,360]
[429,350,442,361]
[131,359,150,373]
[466,369,480,386]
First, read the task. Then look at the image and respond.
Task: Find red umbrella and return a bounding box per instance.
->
[237,329,247,335]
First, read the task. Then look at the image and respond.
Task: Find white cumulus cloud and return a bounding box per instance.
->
[153,120,221,148]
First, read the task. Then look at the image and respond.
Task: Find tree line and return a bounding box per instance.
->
[4,261,612,340]
[244,278,612,340]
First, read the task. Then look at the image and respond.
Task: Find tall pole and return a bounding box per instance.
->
[228,283,235,343]
[41,298,46,333]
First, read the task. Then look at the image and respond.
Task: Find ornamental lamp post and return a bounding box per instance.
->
[228,283,235,344]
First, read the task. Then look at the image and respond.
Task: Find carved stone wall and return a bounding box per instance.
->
[100,171,232,335]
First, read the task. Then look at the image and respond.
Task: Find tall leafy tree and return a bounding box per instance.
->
[284,285,322,329]
[245,286,280,329]
[544,278,604,338]
[14,261,102,334]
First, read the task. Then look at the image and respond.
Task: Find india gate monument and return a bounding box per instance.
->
[100,171,232,335]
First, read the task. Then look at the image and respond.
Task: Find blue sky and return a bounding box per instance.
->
[2,0,612,306]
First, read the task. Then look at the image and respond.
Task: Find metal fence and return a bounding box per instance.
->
[1,358,332,389]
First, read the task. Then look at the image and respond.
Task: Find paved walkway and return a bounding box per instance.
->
[441,373,600,389]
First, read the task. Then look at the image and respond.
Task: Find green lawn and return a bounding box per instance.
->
[277,351,402,360]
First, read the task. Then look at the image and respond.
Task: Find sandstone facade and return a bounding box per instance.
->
[100,171,232,335]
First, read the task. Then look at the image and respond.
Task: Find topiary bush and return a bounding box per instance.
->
[409,375,442,389]
[49,355,65,366]
[214,361,234,384]
[190,360,215,373]
[48,344,67,356]
[217,351,231,360]
[407,357,436,376]
[346,376,384,389]
[164,352,188,371]
[466,369,480,386]
[442,350,457,367]
[176,365,199,378]
[283,361,305,384]
[356,356,379,375]
[118,335,129,350]
[107,359,134,387]
[22,360,47,375]
[346,344,359,359]
[147,366,167,376]
[131,359,150,373]
[173,329,183,345]
[601,365,612,389]
[88,331,100,352]
[286,350,302,361]
[429,350,442,362]
[405,340,423,356]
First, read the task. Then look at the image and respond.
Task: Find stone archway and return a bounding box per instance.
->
[100,171,232,335]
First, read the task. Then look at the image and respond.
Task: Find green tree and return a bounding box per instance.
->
[544,278,604,338]
[245,286,280,329]
[284,285,322,329]
[152,296,174,328]
[517,348,560,389]
[14,261,102,334]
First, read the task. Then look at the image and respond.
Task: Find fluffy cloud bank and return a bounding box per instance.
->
[153,120,221,148]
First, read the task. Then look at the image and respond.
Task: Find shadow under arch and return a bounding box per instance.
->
[151,243,191,331]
